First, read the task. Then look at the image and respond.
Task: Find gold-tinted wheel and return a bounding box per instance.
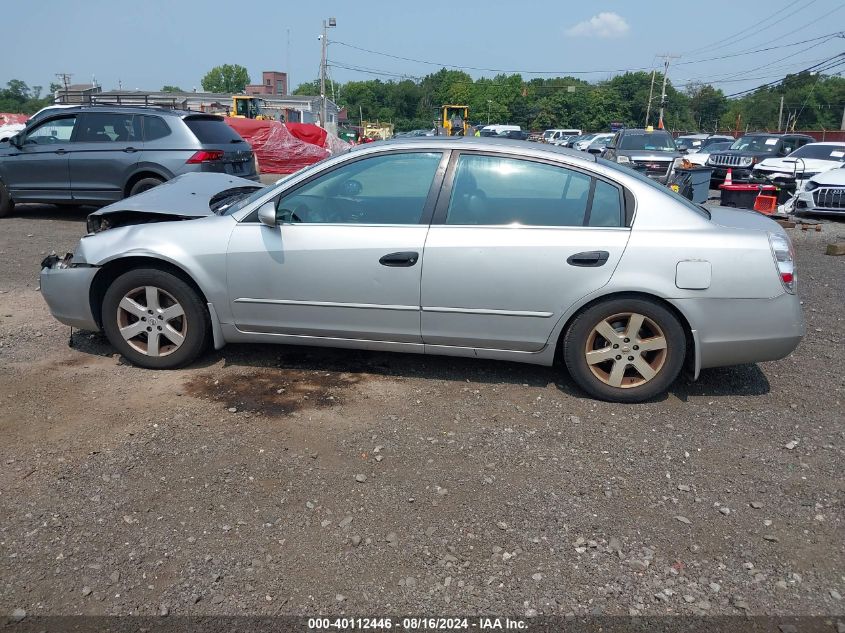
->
[563,298,686,403]
[585,312,667,388]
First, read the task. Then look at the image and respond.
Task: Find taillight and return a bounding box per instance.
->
[186,150,224,164]
[768,232,796,294]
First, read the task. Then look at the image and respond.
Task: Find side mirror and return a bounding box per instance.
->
[257,201,276,227]
[9,134,22,148]
[605,144,615,150]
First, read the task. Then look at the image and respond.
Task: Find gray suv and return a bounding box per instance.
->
[601,128,681,184]
[0,105,257,217]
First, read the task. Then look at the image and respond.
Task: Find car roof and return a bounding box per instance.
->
[35,105,210,118]
[358,136,598,162]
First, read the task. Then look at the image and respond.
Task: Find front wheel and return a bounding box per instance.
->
[102,268,208,369]
[563,298,686,403]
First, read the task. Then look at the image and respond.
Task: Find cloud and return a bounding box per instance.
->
[565,12,630,38]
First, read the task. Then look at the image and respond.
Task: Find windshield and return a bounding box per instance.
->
[788,144,845,161]
[597,156,710,219]
[618,130,676,151]
[730,136,780,153]
[701,136,732,149]
[675,137,703,150]
[221,155,340,215]
[701,142,733,154]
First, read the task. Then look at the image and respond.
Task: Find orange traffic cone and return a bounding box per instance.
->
[724,167,733,186]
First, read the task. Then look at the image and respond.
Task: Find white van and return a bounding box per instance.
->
[544,128,582,144]
[482,124,521,135]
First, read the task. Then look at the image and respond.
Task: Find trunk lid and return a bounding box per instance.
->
[704,205,785,234]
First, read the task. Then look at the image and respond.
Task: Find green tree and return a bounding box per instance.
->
[161,85,184,93]
[293,80,321,96]
[201,64,250,93]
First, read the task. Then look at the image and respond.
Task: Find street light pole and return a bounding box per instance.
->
[487,100,491,124]
[320,17,336,129]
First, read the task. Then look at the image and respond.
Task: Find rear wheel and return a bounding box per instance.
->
[0,180,14,218]
[563,298,686,403]
[102,268,208,369]
[128,177,164,197]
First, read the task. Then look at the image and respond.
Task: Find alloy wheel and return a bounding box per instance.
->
[584,312,668,388]
[116,286,187,357]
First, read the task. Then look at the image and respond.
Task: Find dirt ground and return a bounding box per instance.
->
[0,204,843,619]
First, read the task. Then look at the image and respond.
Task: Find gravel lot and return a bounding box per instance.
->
[0,204,843,619]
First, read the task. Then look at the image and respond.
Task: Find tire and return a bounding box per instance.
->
[101,268,208,369]
[128,177,164,197]
[563,297,686,403]
[0,180,15,218]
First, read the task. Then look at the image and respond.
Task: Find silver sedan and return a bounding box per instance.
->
[39,138,804,402]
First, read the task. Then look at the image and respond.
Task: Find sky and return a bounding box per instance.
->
[2,0,844,98]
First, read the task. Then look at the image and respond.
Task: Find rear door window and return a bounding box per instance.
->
[445,154,612,227]
[75,113,139,143]
[184,117,245,144]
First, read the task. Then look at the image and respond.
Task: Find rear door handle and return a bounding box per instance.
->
[54,149,67,155]
[123,147,138,153]
[567,250,610,267]
[379,251,419,267]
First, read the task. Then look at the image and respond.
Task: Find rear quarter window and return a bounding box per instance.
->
[184,117,245,144]
[142,116,171,141]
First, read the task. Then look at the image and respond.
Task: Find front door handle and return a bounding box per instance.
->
[123,147,138,153]
[379,251,419,267]
[54,149,67,155]
[567,250,610,267]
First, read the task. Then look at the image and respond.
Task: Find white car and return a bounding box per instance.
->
[675,134,734,153]
[573,133,602,151]
[753,142,845,187]
[795,166,845,217]
[684,141,734,166]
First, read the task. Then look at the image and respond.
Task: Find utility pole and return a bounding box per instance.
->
[319,17,336,129]
[778,95,784,131]
[645,69,656,127]
[286,28,291,96]
[55,73,72,103]
[840,103,845,131]
[655,54,679,130]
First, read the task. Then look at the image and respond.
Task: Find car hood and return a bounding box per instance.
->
[755,157,842,173]
[807,167,845,186]
[712,150,773,159]
[616,150,679,160]
[88,172,262,220]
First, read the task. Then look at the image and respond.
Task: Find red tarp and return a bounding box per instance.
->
[224,118,350,175]
[0,113,29,126]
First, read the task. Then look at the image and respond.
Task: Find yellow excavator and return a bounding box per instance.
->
[441,105,469,136]
[229,96,272,120]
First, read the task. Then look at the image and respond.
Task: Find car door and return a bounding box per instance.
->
[226,150,448,343]
[68,112,142,203]
[0,115,76,202]
[420,152,631,352]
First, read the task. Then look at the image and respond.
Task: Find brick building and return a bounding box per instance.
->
[245,71,288,97]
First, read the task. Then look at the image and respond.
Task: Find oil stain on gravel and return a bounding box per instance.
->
[185,367,362,415]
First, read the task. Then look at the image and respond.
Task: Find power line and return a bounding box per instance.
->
[675,32,842,67]
[332,41,654,75]
[724,54,845,98]
[681,0,815,57]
